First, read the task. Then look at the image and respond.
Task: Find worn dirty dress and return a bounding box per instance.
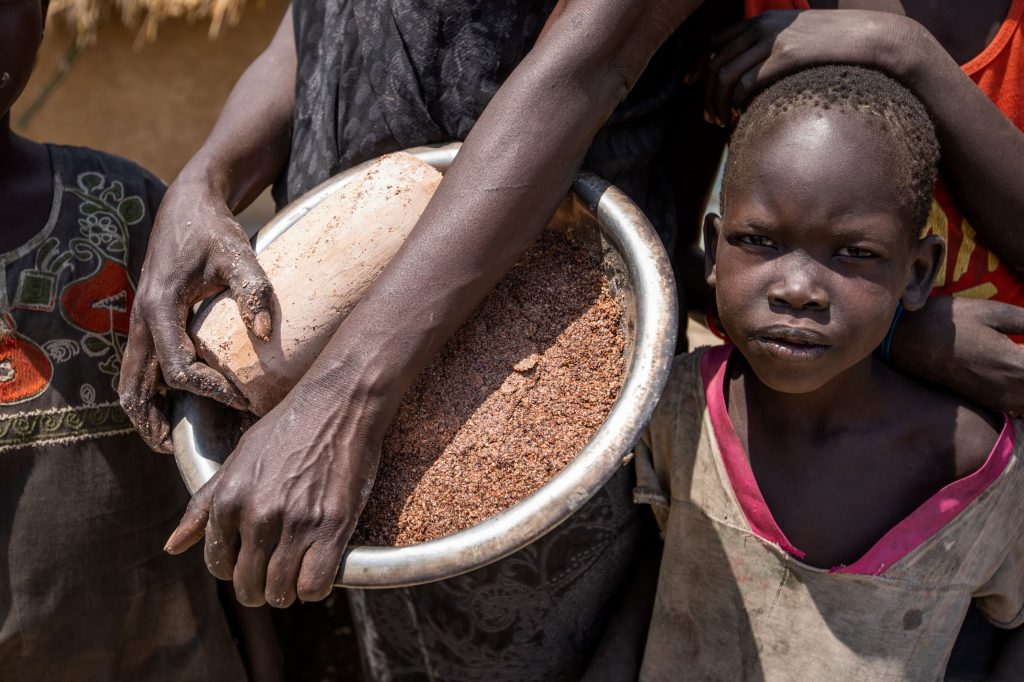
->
[0,145,246,681]
[634,345,1024,680]
[273,1,689,679]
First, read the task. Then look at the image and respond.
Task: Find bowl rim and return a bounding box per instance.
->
[172,141,678,588]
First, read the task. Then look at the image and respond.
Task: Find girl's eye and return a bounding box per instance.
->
[835,246,875,258]
[736,235,777,249]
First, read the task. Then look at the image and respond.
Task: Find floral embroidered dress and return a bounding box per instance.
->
[0,145,245,680]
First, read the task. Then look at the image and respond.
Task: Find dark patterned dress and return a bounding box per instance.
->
[275,0,687,255]
[0,145,245,681]
[274,2,686,678]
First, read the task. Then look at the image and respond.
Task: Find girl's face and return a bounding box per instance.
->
[0,0,44,120]
[705,109,942,394]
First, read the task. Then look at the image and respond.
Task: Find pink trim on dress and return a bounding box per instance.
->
[699,344,1014,575]
[700,344,806,559]
[833,418,1014,575]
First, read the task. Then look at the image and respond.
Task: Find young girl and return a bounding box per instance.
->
[0,2,249,677]
[633,66,1024,679]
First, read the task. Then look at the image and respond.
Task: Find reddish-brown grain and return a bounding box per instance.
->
[352,231,625,547]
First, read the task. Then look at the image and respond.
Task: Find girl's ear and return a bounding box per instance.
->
[901,234,945,311]
[704,214,722,289]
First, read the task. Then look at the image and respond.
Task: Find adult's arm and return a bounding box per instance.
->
[164,0,706,608]
[891,296,1024,415]
[119,5,295,450]
[701,9,1024,274]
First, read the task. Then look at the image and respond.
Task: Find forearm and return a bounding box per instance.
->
[182,5,296,212]
[889,20,1024,272]
[291,0,703,432]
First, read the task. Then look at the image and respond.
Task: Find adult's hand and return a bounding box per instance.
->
[164,374,380,607]
[891,296,1024,415]
[157,0,707,602]
[119,5,295,452]
[119,177,272,452]
[701,9,922,126]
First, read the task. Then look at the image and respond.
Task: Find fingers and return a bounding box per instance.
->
[119,314,172,453]
[221,245,275,342]
[989,299,1024,337]
[296,537,345,603]
[704,25,763,125]
[710,47,771,128]
[148,309,250,411]
[264,540,305,608]
[708,18,754,49]
[204,488,242,581]
[233,511,280,607]
[240,528,346,608]
[165,468,224,555]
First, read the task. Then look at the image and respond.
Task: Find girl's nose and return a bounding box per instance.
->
[766,260,829,311]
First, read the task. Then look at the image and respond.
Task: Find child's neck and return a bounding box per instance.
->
[0,114,55,252]
[0,113,43,169]
[730,352,889,436]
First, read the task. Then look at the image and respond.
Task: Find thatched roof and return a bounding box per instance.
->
[49,0,248,46]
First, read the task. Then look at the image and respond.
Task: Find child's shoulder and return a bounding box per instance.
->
[48,144,165,197]
[951,400,1008,477]
[889,365,1005,478]
[663,346,713,397]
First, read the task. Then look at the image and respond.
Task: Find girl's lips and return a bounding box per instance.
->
[750,333,831,362]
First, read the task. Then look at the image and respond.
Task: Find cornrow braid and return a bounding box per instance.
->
[721,65,940,232]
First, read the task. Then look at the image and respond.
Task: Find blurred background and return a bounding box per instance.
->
[12,0,288,231]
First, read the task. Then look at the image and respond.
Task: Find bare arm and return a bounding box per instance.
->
[301,0,700,424]
[164,0,706,607]
[120,6,295,449]
[184,4,295,212]
[900,22,1024,273]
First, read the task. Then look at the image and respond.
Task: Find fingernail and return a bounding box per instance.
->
[253,310,271,341]
[164,529,181,553]
[703,110,712,124]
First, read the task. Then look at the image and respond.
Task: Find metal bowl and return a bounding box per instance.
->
[171,141,677,588]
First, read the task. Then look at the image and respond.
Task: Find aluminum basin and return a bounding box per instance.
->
[171,141,677,588]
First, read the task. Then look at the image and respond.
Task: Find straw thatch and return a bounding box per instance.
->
[49,0,248,47]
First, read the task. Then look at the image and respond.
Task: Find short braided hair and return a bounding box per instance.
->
[721,65,940,231]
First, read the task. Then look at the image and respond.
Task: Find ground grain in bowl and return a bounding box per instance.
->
[351,230,625,547]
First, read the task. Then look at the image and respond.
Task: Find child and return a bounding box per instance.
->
[633,66,1024,679]
[0,1,247,678]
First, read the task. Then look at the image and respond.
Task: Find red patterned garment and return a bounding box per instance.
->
[0,144,245,680]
